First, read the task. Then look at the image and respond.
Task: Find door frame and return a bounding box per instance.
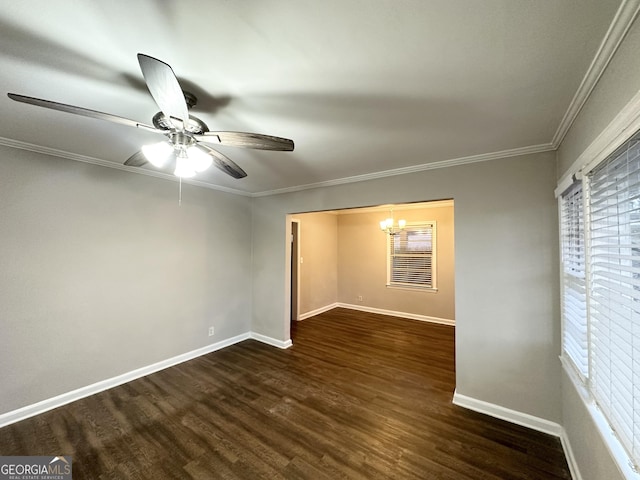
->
[290,219,301,322]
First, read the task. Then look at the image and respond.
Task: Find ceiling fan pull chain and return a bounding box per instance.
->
[179,176,182,207]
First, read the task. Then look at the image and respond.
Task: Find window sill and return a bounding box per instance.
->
[386,284,438,293]
[561,355,640,479]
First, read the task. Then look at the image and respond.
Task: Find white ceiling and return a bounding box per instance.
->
[0,0,628,195]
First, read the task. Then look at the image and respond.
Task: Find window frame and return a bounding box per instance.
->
[559,181,589,381]
[386,221,437,292]
[558,129,640,477]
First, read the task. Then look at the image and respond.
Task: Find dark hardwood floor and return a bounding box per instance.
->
[0,308,571,479]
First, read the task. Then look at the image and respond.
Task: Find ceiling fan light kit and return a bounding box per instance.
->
[174,150,197,178]
[141,141,172,168]
[7,53,294,182]
[185,145,213,173]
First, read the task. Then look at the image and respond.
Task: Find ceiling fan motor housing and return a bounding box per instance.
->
[152,111,209,134]
[151,91,209,134]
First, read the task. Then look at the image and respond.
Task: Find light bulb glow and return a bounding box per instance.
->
[186,146,213,172]
[141,141,173,167]
[380,215,406,233]
[174,151,196,178]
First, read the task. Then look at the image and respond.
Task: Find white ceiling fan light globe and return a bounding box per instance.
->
[186,145,213,172]
[174,151,196,178]
[141,141,173,167]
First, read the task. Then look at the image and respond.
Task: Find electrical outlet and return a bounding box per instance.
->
[208,327,215,336]
[357,295,363,302]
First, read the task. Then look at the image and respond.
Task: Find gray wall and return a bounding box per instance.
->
[0,146,253,414]
[252,151,561,423]
[337,206,455,320]
[296,212,338,315]
[555,14,640,480]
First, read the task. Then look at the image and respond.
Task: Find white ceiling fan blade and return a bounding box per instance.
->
[137,54,189,130]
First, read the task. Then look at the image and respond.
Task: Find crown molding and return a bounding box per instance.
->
[551,0,640,149]
[0,136,252,197]
[557,87,640,190]
[252,143,554,197]
[0,135,555,198]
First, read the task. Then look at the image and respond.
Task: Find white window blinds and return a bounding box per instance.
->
[388,223,435,289]
[588,131,640,467]
[561,182,589,378]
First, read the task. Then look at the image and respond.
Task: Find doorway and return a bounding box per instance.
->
[287,201,455,326]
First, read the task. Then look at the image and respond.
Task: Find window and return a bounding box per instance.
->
[560,182,588,378]
[387,223,436,289]
[559,129,640,470]
[588,134,640,468]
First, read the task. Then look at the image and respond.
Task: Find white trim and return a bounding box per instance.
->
[385,285,438,293]
[562,361,640,480]
[557,88,640,185]
[298,302,339,320]
[253,143,554,197]
[0,136,251,197]
[0,332,251,428]
[290,219,302,321]
[554,174,577,199]
[250,332,293,349]
[337,303,455,326]
[452,390,563,437]
[551,0,640,148]
[386,221,437,290]
[560,428,584,480]
[0,134,554,199]
[0,331,295,428]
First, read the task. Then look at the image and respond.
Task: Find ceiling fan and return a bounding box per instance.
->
[7,53,294,179]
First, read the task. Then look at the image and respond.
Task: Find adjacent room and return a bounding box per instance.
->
[1,1,640,479]
[289,202,455,325]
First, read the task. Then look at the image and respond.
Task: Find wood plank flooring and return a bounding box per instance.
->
[0,308,571,479]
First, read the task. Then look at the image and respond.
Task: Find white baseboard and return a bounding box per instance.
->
[0,331,294,429]
[298,302,339,320]
[337,303,455,326]
[452,391,582,479]
[559,428,582,480]
[250,332,293,349]
[452,390,563,437]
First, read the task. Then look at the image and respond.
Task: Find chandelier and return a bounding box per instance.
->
[379,211,406,235]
